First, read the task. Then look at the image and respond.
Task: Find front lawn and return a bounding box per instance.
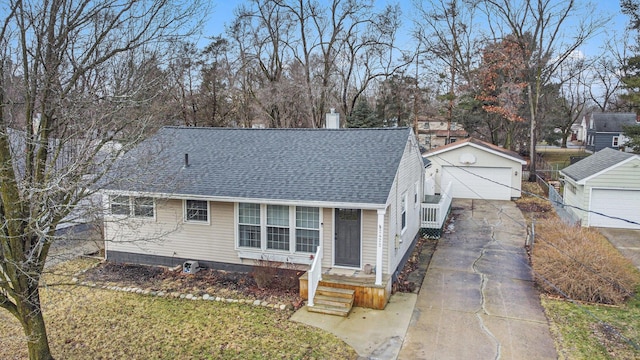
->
[0,258,357,359]
[542,294,640,360]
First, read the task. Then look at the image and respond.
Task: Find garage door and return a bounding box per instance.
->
[441,166,512,200]
[590,189,640,229]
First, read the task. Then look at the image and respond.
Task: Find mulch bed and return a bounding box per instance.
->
[81,237,436,309]
[82,262,304,307]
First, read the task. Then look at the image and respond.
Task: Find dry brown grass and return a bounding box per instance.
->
[532,218,640,305]
[0,258,357,359]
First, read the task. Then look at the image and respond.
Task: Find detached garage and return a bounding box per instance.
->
[560,148,640,229]
[423,138,526,200]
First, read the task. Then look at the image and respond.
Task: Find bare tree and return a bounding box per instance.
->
[553,55,590,147]
[589,32,630,111]
[479,0,607,180]
[0,1,206,358]
[413,0,481,143]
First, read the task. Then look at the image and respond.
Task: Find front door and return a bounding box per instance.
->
[334,209,361,268]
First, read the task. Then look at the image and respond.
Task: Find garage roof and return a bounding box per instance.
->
[560,148,638,184]
[423,137,526,164]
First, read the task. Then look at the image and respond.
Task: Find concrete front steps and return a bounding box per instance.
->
[307,286,355,317]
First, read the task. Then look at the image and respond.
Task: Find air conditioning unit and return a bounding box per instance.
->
[183,260,199,274]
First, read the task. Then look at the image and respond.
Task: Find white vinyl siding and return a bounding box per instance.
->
[386,136,423,275]
[105,200,238,265]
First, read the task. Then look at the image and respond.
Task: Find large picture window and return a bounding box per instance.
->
[238,203,261,248]
[237,204,320,254]
[185,200,208,222]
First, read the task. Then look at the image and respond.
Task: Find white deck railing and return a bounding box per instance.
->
[421,181,453,229]
[307,243,323,307]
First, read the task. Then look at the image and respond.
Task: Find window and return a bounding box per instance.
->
[238,203,261,248]
[613,136,619,147]
[267,205,289,250]
[110,196,130,215]
[110,196,154,218]
[185,200,208,222]
[133,197,154,218]
[296,207,320,253]
[414,182,420,207]
[401,192,407,232]
[237,204,321,254]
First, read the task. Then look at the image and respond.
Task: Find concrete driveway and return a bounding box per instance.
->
[399,199,557,360]
[597,228,640,270]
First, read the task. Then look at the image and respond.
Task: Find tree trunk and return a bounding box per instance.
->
[17,286,53,360]
[528,83,537,182]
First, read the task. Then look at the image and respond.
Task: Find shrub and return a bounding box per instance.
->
[251,260,281,289]
[251,260,303,291]
[532,218,640,305]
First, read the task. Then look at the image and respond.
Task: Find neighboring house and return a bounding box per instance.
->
[559,148,640,229]
[584,112,638,152]
[416,116,468,150]
[101,126,425,309]
[423,138,527,200]
[576,115,589,143]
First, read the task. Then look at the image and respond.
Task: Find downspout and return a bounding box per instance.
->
[376,208,385,286]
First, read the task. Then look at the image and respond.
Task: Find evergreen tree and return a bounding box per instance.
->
[623,124,640,153]
[347,98,381,128]
[621,1,640,112]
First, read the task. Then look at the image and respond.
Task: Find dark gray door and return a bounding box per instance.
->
[334,209,361,267]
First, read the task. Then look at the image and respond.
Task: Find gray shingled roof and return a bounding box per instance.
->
[592,112,637,132]
[560,148,635,182]
[102,126,413,205]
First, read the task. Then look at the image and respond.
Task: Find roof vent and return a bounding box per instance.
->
[184,153,189,168]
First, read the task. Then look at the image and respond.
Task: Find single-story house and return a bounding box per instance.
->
[584,112,638,153]
[559,148,640,229]
[422,138,527,200]
[101,126,425,309]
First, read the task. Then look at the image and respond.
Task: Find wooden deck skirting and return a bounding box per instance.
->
[300,272,392,310]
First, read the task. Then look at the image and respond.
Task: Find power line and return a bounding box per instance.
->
[431,154,640,226]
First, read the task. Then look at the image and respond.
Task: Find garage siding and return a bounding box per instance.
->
[425,143,524,200]
[583,158,640,229]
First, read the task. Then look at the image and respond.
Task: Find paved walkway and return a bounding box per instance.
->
[597,228,640,270]
[398,199,557,359]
